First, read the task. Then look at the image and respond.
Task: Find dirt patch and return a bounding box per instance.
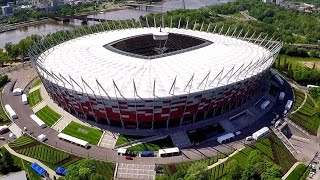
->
[301,61,320,69]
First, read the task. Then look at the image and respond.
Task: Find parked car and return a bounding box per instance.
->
[246,136,253,141]
[0,137,5,141]
[125,156,133,160]
[235,131,241,136]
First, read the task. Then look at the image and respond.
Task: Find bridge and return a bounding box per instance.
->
[125,3,175,11]
[49,15,109,24]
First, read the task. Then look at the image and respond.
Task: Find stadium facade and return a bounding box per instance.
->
[30,19,282,130]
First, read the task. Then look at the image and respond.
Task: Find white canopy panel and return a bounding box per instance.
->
[58,133,89,148]
[39,28,272,99]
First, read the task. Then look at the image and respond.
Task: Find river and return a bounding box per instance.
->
[0,0,230,48]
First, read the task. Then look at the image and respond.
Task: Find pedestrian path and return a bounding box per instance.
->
[28,85,41,94]
[8,123,23,138]
[114,163,155,180]
[52,117,72,132]
[272,127,298,155]
[3,144,59,179]
[31,101,46,112]
[170,131,192,148]
[98,130,119,149]
[207,147,245,170]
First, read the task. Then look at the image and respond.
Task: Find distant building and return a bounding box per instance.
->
[1,5,14,16]
[51,0,64,9]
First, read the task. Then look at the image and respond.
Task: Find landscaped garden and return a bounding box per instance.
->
[9,135,79,170]
[0,147,41,180]
[127,137,174,151]
[35,105,62,126]
[289,93,320,135]
[62,121,103,145]
[157,134,296,180]
[28,89,43,107]
[292,87,305,111]
[286,164,311,180]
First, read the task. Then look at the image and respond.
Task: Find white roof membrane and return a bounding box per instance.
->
[38,28,273,99]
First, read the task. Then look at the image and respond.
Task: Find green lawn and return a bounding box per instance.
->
[35,105,61,126]
[28,89,43,107]
[286,164,309,180]
[115,134,148,146]
[31,79,42,88]
[9,135,78,170]
[0,147,41,180]
[62,121,103,145]
[127,137,174,151]
[292,87,305,111]
[0,88,10,125]
[290,93,320,135]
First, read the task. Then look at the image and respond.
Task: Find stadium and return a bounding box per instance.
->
[30,20,282,131]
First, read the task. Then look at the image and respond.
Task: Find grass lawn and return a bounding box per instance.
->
[31,79,42,88]
[290,93,320,135]
[278,55,320,68]
[62,121,103,145]
[127,137,174,151]
[28,89,43,107]
[0,88,10,125]
[9,135,78,170]
[286,164,309,180]
[35,106,61,126]
[292,87,305,111]
[65,159,115,179]
[0,147,41,180]
[115,134,148,146]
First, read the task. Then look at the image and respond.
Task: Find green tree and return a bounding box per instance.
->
[261,162,282,180]
[184,162,208,180]
[0,150,19,174]
[225,159,242,179]
[0,51,11,67]
[4,43,20,60]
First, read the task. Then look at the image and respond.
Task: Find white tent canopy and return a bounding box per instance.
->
[58,133,89,148]
[117,148,127,155]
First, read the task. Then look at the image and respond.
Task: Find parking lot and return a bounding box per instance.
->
[115,163,156,180]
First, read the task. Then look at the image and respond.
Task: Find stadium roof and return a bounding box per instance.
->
[38,27,275,99]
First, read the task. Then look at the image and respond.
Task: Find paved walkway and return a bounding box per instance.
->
[98,130,119,149]
[114,163,156,180]
[52,117,72,132]
[291,89,307,114]
[281,162,303,180]
[32,101,46,112]
[3,144,59,179]
[170,131,192,148]
[28,85,41,94]
[8,123,23,138]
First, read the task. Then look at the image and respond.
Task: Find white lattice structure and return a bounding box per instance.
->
[30,18,282,131]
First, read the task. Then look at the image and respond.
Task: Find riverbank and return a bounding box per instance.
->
[0,18,54,33]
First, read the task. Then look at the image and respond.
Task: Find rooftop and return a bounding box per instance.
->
[37,27,273,99]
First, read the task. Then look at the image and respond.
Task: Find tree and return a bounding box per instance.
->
[225,159,242,179]
[64,159,98,180]
[0,51,11,67]
[0,150,19,174]
[261,162,282,180]
[4,43,20,61]
[184,162,208,180]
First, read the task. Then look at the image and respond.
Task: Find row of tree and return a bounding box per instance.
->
[0,34,42,67]
[0,149,20,175]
